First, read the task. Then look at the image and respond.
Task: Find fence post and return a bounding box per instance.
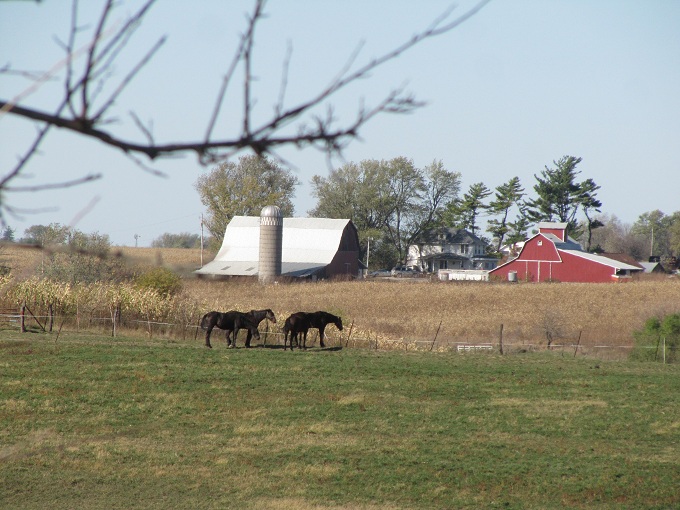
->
[20,302,26,333]
[574,331,582,358]
[499,324,504,355]
[48,303,54,332]
[111,306,118,337]
[345,320,354,348]
[429,320,443,352]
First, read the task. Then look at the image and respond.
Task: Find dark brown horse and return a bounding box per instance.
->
[200,309,275,348]
[283,311,343,349]
[282,312,310,351]
[306,311,343,347]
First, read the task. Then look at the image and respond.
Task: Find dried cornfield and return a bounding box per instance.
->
[183,277,680,354]
[1,244,678,357]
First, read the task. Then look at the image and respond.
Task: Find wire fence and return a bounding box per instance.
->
[3,308,674,363]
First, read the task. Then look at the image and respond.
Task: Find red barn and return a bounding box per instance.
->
[490,222,642,283]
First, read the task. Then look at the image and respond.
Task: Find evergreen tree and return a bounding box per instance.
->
[1,226,15,242]
[525,155,583,231]
[441,182,491,235]
[578,178,603,251]
[486,177,525,250]
[525,156,603,241]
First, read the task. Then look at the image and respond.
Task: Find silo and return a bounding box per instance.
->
[258,205,283,284]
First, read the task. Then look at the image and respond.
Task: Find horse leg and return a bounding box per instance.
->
[319,326,326,348]
[205,326,213,348]
[245,329,252,348]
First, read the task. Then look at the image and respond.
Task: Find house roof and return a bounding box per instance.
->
[639,261,666,273]
[416,227,482,245]
[420,252,470,262]
[196,216,354,277]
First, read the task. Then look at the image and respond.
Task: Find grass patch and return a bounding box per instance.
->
[1,332,679,509]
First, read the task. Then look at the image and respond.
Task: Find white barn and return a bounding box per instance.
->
[196,216,362,279]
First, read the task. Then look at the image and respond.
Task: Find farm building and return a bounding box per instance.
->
[195,215,362,279]
[489,222,643,283]
[639,260,667,274]
[407,227,499,272]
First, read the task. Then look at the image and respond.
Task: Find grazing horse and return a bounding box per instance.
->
[307,311,343,348]
[283,312,310,351]
[200,310,261,349]
[283,311,343,349]
[224,309,276,348]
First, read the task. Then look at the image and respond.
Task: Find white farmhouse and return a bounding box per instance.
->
[407,228,499,273]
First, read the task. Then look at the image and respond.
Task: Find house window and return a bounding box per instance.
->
[439,260,447,269]
[461,245,468,254]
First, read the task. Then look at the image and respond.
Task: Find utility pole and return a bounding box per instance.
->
[134,234,140,248]
[200,214,204,267]
[366,237,373,271]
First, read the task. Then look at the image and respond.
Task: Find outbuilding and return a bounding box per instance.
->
[489,222,643,283]
[196,216,362,280]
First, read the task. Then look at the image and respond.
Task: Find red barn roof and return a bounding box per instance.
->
[489,222,643,283]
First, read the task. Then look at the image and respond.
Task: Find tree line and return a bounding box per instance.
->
[191,154,680,270]
[7,154,680,272]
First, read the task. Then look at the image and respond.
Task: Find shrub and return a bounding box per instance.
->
[135,267,182,297]
[631,314,680,363]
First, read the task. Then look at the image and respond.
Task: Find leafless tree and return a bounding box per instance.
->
[0,0,489,222]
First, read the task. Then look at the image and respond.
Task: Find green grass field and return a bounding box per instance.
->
[1,331,679,509]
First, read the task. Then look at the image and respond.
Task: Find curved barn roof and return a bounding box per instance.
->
[196,216,355,277]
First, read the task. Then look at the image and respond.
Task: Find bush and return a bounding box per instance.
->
[135,267,182,297]
[630,314,680,363]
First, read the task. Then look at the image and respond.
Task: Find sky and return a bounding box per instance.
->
[1,0,679,247]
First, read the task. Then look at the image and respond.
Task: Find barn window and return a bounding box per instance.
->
[537,241,543,246]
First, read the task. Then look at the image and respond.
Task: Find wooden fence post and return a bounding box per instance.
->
[499,324,504,355]
[48,303,54,332]
[573,330,582,358]
[429,320,443,351]
[20,302,26,333]
[345,320,354,348]
[111,306,118,337]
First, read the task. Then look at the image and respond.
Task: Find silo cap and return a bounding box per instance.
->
[260,205,283,218]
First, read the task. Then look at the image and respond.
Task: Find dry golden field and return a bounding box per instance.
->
[2,244,679,355]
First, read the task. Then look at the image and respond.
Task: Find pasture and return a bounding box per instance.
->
[1,331,679,509]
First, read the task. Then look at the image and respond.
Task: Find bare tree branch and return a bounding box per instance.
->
[4,173,101,193]
[0,0,490,220]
